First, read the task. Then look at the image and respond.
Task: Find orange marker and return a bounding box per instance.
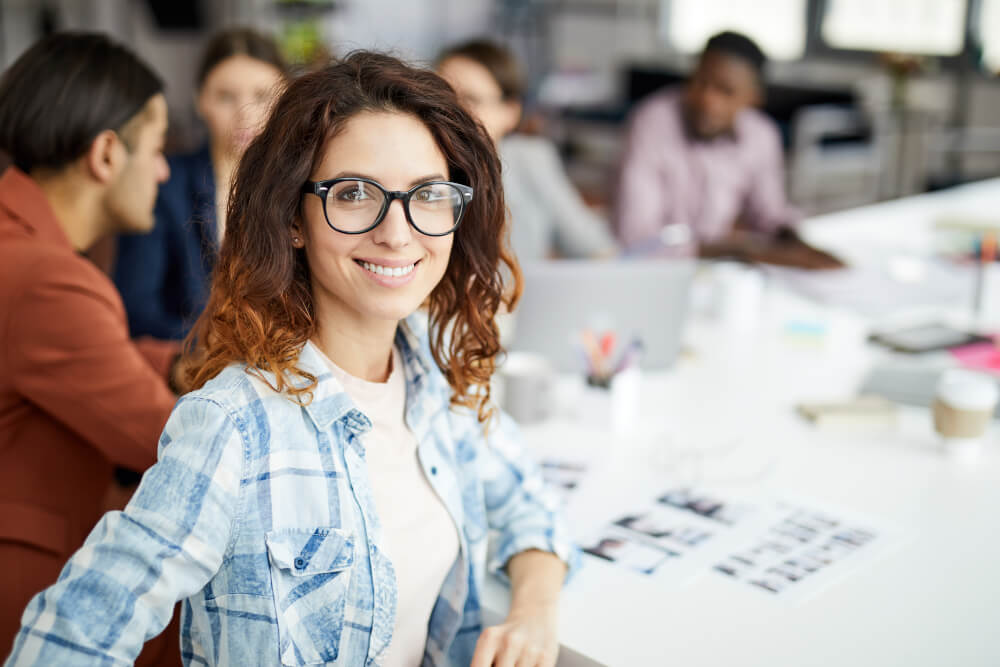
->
[974,232,997,320]
[982,232,996,263]
[599,331,616,359]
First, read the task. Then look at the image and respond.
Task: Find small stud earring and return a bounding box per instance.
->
[292,236,301,244]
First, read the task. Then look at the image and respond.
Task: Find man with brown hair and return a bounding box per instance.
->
[0,32,180,663]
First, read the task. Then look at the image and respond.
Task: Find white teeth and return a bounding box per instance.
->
[361,261,415,278]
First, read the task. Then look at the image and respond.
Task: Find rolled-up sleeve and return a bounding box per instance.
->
[6,395,245,666]
[478,412,580,581]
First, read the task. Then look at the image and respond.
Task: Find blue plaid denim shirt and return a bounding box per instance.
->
[7,314,578,666]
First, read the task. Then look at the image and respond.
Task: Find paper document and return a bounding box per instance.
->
[575,486,895,601]
[712,501,891,603]
[766,262,972,317]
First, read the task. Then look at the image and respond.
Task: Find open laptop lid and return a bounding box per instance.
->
[508,259,696,372]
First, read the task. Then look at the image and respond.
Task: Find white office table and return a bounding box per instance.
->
[484,181,1000,666]
[802,176,1000,261]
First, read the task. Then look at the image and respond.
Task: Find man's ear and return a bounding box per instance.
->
[83,129,125,185]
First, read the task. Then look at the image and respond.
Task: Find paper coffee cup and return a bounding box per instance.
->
[932,399,993,439]
[933,370,998,458]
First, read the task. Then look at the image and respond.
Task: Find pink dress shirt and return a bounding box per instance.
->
[614,87,800,255]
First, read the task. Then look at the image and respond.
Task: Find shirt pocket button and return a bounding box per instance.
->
[294,557,306,570]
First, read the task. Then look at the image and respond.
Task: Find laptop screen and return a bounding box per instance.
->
[509,259,696,372]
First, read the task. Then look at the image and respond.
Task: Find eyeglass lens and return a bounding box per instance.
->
[325,180,463,234]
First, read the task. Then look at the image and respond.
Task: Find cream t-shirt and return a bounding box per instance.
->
[320,345,460,666]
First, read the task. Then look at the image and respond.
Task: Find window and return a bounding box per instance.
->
[821,0,967,55]
[979,0,1000,71]
[661,0,808,60]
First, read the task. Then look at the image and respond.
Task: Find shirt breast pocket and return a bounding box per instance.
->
[265,527,356,665]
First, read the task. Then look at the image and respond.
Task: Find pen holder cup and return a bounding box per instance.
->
[576,366,641,433]
[978,263,1000,328]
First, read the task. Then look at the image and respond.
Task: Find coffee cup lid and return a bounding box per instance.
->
[936,369,1000,411]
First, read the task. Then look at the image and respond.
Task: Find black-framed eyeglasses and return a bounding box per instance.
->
[301,177,473,236]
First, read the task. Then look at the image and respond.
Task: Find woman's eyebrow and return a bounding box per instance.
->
[409,173,446,186]
[325,172,447,187]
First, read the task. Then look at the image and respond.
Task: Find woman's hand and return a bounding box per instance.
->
[470,603,559,667]
[471,549,567,667]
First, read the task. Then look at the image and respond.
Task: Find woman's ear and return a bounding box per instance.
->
[290,220,305,248]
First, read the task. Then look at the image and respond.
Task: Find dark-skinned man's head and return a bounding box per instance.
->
[683,31,765,140]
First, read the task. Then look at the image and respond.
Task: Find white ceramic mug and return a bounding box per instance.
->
[710,261,765,329]
[498,352,555,425]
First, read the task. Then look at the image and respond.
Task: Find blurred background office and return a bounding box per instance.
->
[3,0,1000,220]
[4,7,1000,663]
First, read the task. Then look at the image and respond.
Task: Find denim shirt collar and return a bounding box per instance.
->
[294,341,370,438]
[295,314,446,443]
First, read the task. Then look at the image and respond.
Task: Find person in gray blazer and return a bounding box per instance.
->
[437,39,618,262]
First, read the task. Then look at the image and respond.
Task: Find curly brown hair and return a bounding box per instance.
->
[182,51,520,422]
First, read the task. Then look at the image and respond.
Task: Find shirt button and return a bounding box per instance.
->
[294,557,306,570]
[430,466,438,476]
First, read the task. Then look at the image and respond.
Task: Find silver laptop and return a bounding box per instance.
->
[508,260,696,371]
[859,362,1000,417]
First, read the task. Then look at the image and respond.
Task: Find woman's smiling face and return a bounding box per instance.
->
[297,110,455,332]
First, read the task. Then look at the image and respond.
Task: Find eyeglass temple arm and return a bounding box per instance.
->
[301,182,328,196]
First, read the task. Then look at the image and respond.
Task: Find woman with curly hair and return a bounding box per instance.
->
[8,52,576,667]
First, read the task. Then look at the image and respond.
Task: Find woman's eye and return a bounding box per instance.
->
[336,186,368,202]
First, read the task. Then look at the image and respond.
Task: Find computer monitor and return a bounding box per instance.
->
[508,259,696,371]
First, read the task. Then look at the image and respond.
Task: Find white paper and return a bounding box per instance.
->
[710,500,894,603]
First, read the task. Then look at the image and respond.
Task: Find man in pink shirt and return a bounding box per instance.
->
[615,31,841,269]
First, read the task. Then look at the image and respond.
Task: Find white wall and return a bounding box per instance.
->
[3,0,1000,162]
[0,0,206,149]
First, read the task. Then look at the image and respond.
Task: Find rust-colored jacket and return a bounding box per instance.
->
[0,167,179,658]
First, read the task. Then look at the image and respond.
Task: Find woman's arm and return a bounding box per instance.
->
[513,136,617,259]
[471,549,567,667]
[469,411,579,667]
[6,395,244,666]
